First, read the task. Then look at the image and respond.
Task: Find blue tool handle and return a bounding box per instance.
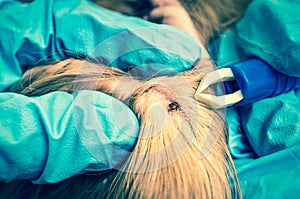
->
[224,58,300,106]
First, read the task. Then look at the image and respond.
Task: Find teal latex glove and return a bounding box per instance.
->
[211,0,300,76]
[0,0,200,91]
[209,0,300,198]
[0,0,201,183]
[239,90,300,157]
[209,0,300,157]
[236,0,300,77]
[0,91,139,184]
[235,144,300,199]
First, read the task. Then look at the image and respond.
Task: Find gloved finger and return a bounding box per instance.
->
[0,90,140,184]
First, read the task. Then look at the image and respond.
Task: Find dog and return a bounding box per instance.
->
[3,57,240,199]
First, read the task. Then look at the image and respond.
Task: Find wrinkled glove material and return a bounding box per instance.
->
[0,0,201,183]
[210,0,300,198]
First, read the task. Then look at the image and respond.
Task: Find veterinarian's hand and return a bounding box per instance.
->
[146,0,202,44]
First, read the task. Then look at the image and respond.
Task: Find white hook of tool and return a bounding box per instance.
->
[194,68,244,109]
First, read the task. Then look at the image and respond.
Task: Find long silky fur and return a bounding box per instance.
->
[1,58,241,199]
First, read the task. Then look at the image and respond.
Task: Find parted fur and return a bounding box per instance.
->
[2,58,241,198]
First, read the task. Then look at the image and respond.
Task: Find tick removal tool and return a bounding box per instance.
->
[194,58,300,109]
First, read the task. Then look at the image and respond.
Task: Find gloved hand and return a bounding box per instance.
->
[236,0,300,77]
[0,0,201,183]
[0,91,139,184]
[209,0,300,156]
[209,1,300,198]
[211,0,300,77]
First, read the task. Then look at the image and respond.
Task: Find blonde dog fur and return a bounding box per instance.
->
[3,58,240,199]
[1,0,254,198]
